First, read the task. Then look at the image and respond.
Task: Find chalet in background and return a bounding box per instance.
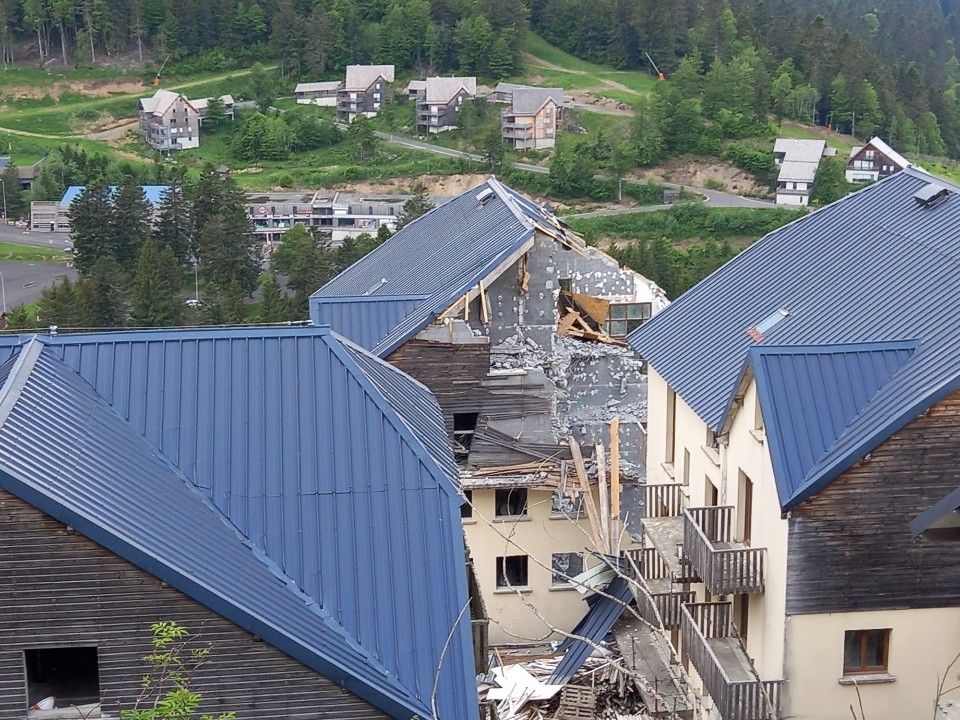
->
[294,81,342,106]
[498,86,565,149]
[337,65,395,121]
[629,167,960,720]
[312,178,668,644]
[845,136,910,183]
[773,137,834,206]
[0,327,478,720]
[414,76,477,133]
[138,89,200,151]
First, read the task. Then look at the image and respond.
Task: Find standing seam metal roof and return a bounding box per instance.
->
[311,178,538,355]
[0,327,476,720]
[628,167,960,510]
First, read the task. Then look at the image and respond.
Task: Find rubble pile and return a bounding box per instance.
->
[479,651,653,720]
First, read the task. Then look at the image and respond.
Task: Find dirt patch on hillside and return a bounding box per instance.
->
[639,159,773,198]
[331,173,490,196]
[2,78,145,101]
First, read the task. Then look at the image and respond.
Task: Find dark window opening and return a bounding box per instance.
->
[496,555,529,588]
[551,491,584,517]
[551,552,584,585]
[461,489,473,519]
[495,488,527,518]
[453,412,479,461]
[558,278,572,292]
[843,629,890,675]
[25,647,100,709]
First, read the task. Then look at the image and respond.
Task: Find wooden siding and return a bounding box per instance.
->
[787,388,960,615]
[0,489,388,720]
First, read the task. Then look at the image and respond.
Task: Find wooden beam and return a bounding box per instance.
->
[596,440,611,554]
[557,310,581,337]
[568,437,607,554]
[610,417,620,530]
[479,280,490,325]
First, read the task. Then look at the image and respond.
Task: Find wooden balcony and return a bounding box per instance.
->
[681,603,782,720]
[644,482,686,518]
[683,507,765,595]
[635,577,696,631]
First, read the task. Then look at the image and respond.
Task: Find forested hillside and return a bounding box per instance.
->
[2,0,960,158]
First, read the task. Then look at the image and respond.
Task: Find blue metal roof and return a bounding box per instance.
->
[548,576,633,684]
[750,342,918,509]
[0,328,477,720]
[311,178,541,355]
[60,185,170,206]
[628,167,960,510]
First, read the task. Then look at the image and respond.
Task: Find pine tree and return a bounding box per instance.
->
[270,225,337,308]
[110,179,152,272]
[154,185,193,268]
[130,239,184,327]
[221,276,248,323]
[77,257,128,328]
[69,184,115,276]
[256,272,286,322]
[3,305,34,330]
[38,278,86,328]
[395,182,434,230]
[196,212,263,295]
[0,160,23,220]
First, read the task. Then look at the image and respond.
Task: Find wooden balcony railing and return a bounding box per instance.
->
[683,507,765,595]
[681,602,782,720]
[626,545,700,585]
[637,583,696,631]
[643,482,686,518]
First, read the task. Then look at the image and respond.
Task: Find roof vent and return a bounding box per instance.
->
[476,187,494,206]
[914,183,951,209]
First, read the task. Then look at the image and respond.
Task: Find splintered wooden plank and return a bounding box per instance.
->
[568,437,607,554]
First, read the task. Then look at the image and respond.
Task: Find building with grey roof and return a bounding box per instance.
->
[500,86,565,149]
[414,77,477,133]
[338,65,395,121]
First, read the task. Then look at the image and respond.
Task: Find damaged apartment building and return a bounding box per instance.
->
[310,178,667,645]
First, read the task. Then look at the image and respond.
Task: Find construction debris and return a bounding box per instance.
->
[480,652,653,720]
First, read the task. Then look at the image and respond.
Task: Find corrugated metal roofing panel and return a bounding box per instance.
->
[0,341,423,717]
[0,328,477,720]
[548,576,633,684]
[628,167,960,509]
[309,295,428,350]
[751,342,917,508]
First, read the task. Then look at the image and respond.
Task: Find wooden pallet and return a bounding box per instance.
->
[556,686,596,720]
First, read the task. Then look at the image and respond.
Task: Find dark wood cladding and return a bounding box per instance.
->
[786,389,960,615]
[0,489,388,720]
[387,339,551,434]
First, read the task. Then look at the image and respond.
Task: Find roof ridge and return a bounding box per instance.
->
[0,338,42,430]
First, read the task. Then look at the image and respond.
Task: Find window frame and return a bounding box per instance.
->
[605,302,652,337]
[496,554,529,589]
[494,487,528,519]
[551,552,584,586]
[842,629,891,675]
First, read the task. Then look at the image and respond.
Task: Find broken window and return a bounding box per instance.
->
[495,488,527,518]
[843,629,890,675]
[551,552,584,586]
[496,555,529,588]
[558,278,572,292]
[551,490,584,517]
[605,302,651,337]
[25,647,100,713]
[461,489,473,519]
[453,412,479,461]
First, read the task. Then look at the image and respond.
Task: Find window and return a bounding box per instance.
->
[551,490,584,517]
[461,490,473,519]
[25,647,100,712]
[682,447,691,486]
[605,302,651,336]
[558,278,572,292]
[665,387,676,464]
[453,412,478,461]
[496,555,529,588]
[843,629,890,675]
[495,488,527,518]
[551,552,584,585]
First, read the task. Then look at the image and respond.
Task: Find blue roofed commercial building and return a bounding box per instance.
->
[29,185,170,232]
[627,167,960,720]
[311,178,668,646]
[0,326,478,720]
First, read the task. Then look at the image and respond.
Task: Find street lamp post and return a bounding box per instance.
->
[0,270,8,314]
[0,178,7,224]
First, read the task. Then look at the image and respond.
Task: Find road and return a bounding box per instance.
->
[0,224,72,250]
[0,261,76,310]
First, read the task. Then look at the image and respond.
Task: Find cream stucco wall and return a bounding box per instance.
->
[786,608,960,720]
[463,485,632,646]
